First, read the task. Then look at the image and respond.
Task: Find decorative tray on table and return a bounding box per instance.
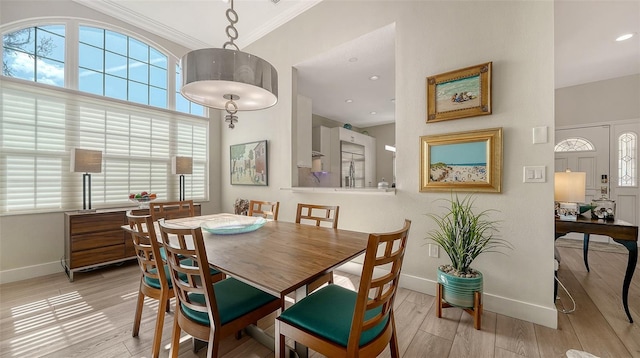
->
[201,215,267,235]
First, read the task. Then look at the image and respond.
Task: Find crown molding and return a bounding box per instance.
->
[72,0,322,51]
[239,0,323,48]
[72,0,208,50]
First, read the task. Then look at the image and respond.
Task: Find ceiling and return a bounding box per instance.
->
[74,0,639,128]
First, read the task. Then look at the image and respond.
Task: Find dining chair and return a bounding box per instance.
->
[277,219,411,358]
[248,200,280,220]
[296,203,340,292]
[150,200,195,221]
[296,203,339,228]
[157,220,282,358]
[126,211,174,358]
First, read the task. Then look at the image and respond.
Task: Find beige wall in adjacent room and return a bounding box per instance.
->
[555,74,640,127]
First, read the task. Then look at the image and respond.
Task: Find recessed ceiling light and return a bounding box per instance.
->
[370,111,377,115]
[345,99,353,103]
[369,75,379,81]
[616,33,634,42]
[348,57,358,62]
[390,98,395,103]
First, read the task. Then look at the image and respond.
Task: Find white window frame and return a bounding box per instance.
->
[1,19,209,215]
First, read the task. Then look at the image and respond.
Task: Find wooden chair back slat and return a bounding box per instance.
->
[157,220,221,326]
[347,219,411,353]
[126,211,175,358]
[150,200,195,221]
[248,200,280,220]
[295,203,339,228]
[127,211,166,285]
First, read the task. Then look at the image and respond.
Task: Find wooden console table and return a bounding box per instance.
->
[63,204,200,281]
[555,217,638,323]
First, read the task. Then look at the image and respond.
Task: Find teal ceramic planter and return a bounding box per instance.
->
[437,267,483,308]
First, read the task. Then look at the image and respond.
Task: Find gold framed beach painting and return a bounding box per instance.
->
[420,127,502,193]
[426,62,492,123]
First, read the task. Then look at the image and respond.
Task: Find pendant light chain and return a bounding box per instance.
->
[179,0,278,129]
[223,0,240,51]
[223,0,239,128]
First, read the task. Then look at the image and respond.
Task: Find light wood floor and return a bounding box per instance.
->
[1,245,639,357]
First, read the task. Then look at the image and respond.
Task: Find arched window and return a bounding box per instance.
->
[2,23,204,116]
[2,25,65,86]
[554,137,595,152]
[618,132,637,186]
[176,64,204,116]
[78,26,168,108]
[1,21,208,214]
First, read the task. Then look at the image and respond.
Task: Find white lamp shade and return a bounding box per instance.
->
[311,158,322,173]
[554,171,586,203]
[71,148,102,173]
[172,156,193,175]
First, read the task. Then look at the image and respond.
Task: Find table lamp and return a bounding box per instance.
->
[172,156,193,201]
[71,148,102,211]
[554,169,586,221]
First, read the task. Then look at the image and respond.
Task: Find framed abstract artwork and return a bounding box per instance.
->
[426,62,492,123]
[230,140,268,186]
[420,127,502,193]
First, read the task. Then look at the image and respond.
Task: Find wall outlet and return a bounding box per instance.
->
[429,244,439,258]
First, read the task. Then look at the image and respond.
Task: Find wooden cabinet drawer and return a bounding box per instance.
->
[70,212,125,235]
[71,230,125,251]
[124,236,136,257]
[70,245,125,269]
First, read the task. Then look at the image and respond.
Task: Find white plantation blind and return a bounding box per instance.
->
[0,79,208,214]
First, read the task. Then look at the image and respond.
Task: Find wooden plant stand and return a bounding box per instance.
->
[436,283,483,330]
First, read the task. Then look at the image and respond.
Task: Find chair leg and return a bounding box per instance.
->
[389,312,400,358]
[132,281,145,337]
[277,322,286,358]
[207,331,220,358]
[151,294,168,358]
[169,313,181,358]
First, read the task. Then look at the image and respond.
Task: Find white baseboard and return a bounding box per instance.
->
[338,261,558,329]
[0,261,64,285]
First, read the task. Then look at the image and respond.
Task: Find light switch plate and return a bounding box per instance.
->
[523,166,546,183]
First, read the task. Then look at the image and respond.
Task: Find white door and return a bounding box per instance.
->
[555,125,610,242]
[611,121,640,226]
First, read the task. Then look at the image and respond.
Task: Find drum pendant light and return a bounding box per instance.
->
[180,0,278,129]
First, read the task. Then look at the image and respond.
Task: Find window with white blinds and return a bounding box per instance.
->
[0,79,208,214]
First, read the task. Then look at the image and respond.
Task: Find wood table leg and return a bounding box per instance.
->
[613,238,637,323]
[583,233,591,272]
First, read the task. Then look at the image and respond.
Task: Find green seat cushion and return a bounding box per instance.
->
[181,277,278,326]
[278,284,388,347]
[144,264,221,290]
[144,265,173,289]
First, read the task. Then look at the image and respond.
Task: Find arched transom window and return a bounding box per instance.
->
[554,137,595,152]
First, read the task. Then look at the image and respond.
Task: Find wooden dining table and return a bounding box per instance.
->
[162,213,371,357]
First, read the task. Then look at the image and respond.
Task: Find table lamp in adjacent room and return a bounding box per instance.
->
[172,156,193,201]
[554,169,586,221]
[71,148,103,211]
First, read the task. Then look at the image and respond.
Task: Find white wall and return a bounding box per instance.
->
[220,1,557,328]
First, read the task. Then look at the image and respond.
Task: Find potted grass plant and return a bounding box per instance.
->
[427,194,512,308]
